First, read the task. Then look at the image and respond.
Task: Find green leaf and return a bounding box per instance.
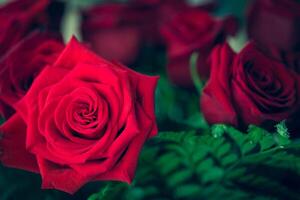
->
[202,167,224,183]
[174,184,201,198]
[167,169,193,187]
[216,143,231,157]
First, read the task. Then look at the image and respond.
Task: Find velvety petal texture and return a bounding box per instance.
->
[0,37,159,194]
[0,32,64,119]
[161,8,238,87]
[201,42,300,129]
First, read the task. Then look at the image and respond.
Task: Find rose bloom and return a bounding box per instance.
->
[247,0,300,75]
[161,8,237,87]
[81,0,217,65]
[0,32,63,119]
[201,42,300,129]
[247,0,300,51]
[0,38,159,194]
[0,0,56,57]
[80,0,182,65]
[81,3,153,64]
[130,0,217,42]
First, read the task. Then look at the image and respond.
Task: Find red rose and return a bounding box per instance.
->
[80,1,216,65]
[0,38,159,194]
[0,0,51,57]
[201,42,300,129]
[0,32,64,119]
[131,0,218,43]
[81,3,153,64]
[247,0,300,51]
[161,9,237,87]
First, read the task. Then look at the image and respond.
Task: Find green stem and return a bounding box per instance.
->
[189,53,204,95]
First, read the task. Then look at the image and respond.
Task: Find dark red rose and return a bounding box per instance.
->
[201,42,300,129]
[0,0,51,57]
[281,51,300,74]
[247,0,300,51]
[0,32,64,119]
[0,38,159,194]
[247,0,300,77]
[161,9,237,87]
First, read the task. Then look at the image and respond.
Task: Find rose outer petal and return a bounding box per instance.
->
[201,43,238,125]
[0,114,39,173]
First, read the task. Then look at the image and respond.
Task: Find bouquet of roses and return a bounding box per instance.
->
[0,0,300,199]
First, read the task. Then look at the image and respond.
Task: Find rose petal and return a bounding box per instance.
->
[201,43,238,125]
[0,114,39,173]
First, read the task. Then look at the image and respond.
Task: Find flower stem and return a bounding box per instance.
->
[189,53,204,95]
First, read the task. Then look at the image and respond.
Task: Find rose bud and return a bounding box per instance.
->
[0,37,159,194]
[0,0,53,57]
[161,8,237,87]
[0,32,64,119]
[201,42,300,130]
[247,0,300,52]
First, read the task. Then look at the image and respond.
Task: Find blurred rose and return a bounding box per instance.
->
[161,9,237,87]
[0,32,64,119]
[201,42,300,129]
[131,0,218,43]
[81,3,154,64]
[0,0,62,57]
[81,0,218,65]
[247,0,300,51]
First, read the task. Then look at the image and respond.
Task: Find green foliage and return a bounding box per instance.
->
[90,124,300,200]
[155,75,208,131]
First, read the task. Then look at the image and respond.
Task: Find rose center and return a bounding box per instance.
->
[64,86,111,140]
[74,104,97,126]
